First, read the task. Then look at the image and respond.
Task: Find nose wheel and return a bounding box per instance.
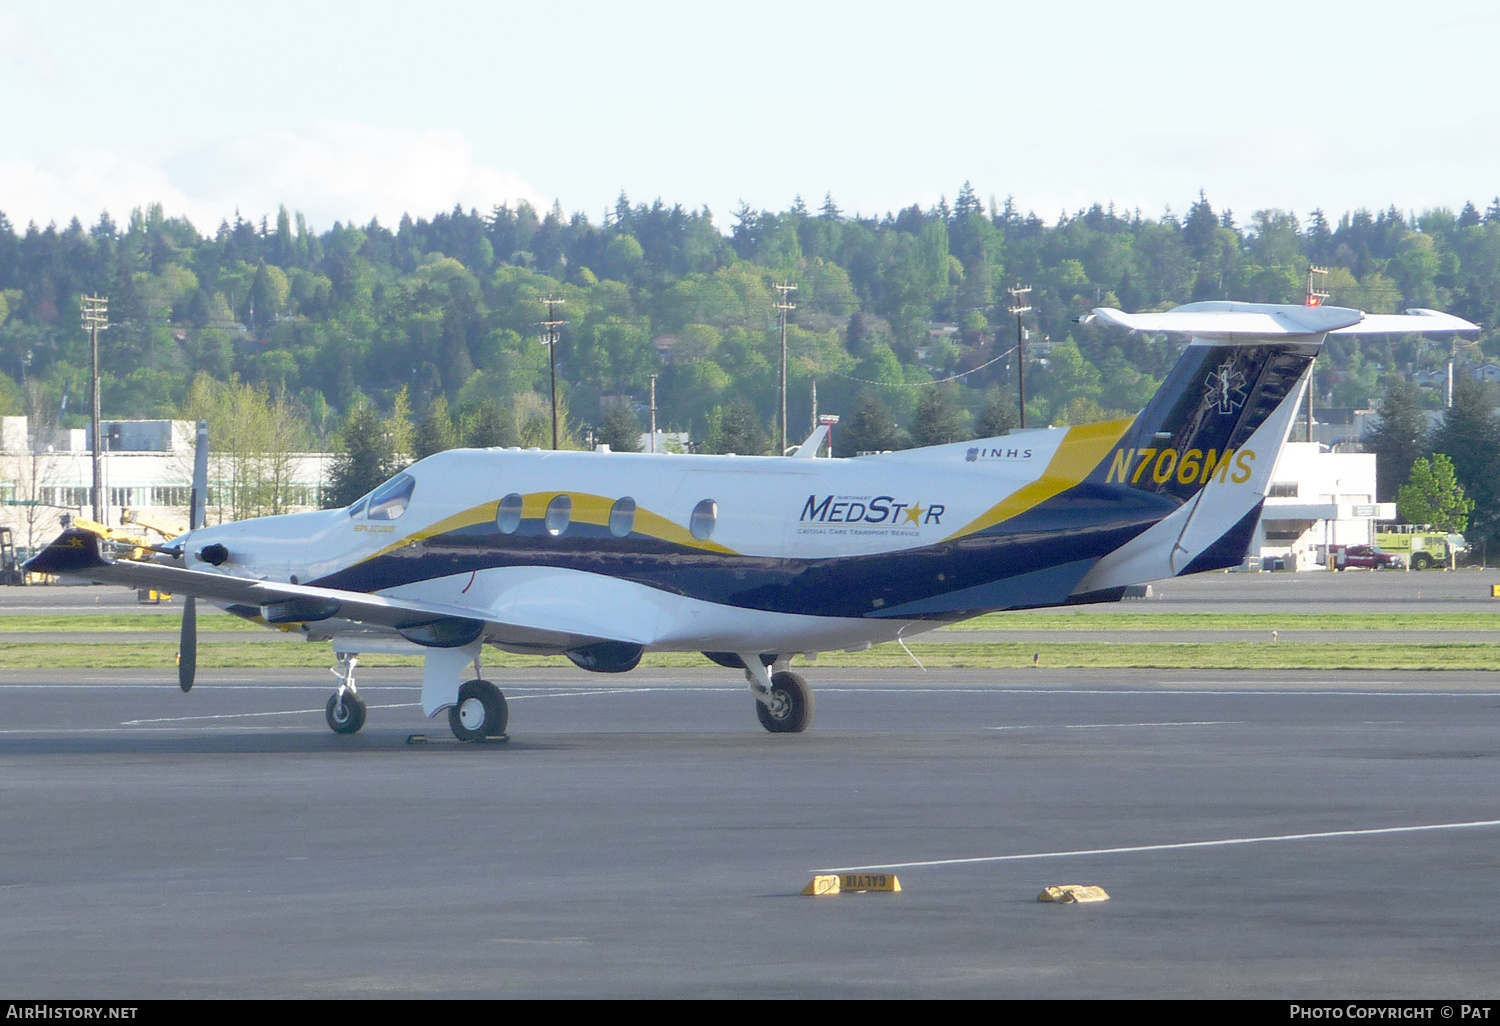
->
[449,679,508,741]
[325,654,367,735]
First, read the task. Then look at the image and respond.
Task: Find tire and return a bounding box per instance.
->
[1412,553,1433,571]
[448,679,508,741]
[755,670,815,734]
[325,691,367,734]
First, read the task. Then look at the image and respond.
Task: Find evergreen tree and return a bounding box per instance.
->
[413,395,459,458]
[702,398,769,455]
[910,384,970,447]
[324,398,398,508]
[839,390,902,454]
[1431,375,1500,547]
[597,399,642,451]
[463,399,518,448]
[1363,378,1430,503]
[976,385,1019,437]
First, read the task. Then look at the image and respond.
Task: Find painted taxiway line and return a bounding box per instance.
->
[819,818,1500,874]
[122,702,422,724]
[985,720,1237,730]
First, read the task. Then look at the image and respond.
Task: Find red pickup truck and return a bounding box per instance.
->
[1328,544,1404,570]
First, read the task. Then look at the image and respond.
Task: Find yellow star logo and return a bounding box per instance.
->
[904,503,925,525]
[67,537,85,548]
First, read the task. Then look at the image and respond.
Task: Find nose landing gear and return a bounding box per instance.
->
[325,654,367,734]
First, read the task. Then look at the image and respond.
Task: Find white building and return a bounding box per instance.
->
[1249,442,1394,571]
[0,417,333,558]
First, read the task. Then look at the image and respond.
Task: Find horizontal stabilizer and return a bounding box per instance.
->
[1085,302,1478,339]
[1329,309,1479,334]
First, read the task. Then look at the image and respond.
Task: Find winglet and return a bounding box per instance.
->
[22,528,112,575]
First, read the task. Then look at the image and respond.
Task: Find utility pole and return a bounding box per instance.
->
[81,295,108,524]
[1305,267,1329,441]
[1007,285,1032,428]
[1448,338,1458,409]
[649,373,658,453]
[540,297,565,450]
[773,281,797,455]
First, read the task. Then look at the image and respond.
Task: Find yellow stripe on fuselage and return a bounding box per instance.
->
[363,491,738,564]
[941,418,1135,542]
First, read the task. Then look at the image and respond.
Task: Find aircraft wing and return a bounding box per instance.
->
[23,527,619,652]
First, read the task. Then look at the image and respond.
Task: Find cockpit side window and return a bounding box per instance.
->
[347,496,369,518]
[365,473,416,521]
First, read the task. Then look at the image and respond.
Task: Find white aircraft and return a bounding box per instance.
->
[25,301,1478,741]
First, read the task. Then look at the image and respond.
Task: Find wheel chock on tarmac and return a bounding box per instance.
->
[1037,884,1109,904]
[802,873,902,896]
[405,733,509,745]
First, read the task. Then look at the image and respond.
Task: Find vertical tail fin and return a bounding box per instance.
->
[1076,302,1477,588]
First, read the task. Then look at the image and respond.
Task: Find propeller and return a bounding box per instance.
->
[179,420,208,692]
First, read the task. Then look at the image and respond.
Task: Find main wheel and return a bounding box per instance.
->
[325,691,367,734]
[1412,552,1433,571]
[449,679,508,741]
[755,670,814,733]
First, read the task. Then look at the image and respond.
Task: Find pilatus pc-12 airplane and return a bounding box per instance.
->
[26,301,1477,741]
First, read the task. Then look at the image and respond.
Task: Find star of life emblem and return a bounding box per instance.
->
[1203,362,1248,416]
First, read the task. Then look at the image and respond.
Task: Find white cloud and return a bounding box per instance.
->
[0,8,58,84]
[0,122,543,233]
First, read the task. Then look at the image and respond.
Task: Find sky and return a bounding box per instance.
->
[1,0,1497,235]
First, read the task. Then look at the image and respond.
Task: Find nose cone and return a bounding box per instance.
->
[181,509,327,579]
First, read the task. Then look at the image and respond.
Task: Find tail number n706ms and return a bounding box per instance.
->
[1105,447,1255,487]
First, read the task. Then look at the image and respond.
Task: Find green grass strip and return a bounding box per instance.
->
[944,612,1500,631]
[3,640,1498,672]
[4,611,1500,635]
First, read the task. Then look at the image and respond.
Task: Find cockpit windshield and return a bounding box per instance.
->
[357,473,416,521]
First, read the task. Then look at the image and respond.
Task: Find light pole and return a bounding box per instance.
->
[81,295,108,524]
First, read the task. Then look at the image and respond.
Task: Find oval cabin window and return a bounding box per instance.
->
[496,493,524,535]
[545,495,572,536]
[690,499,717,541]
[609,497,636,538]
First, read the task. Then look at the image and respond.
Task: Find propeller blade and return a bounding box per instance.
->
[191,420,208,531]
[178,596,197,692]
[180,421,207,693]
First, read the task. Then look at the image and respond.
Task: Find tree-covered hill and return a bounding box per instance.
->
[3,187,1499,461]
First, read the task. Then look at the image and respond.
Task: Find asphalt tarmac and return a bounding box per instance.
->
[2,665,1499,998]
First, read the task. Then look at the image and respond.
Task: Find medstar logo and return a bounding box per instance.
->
[1204,362,1249,416]
[966,447,979,462]
[800,495,945,526]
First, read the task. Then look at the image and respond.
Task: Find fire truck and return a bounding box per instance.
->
[1374,526,1467,570]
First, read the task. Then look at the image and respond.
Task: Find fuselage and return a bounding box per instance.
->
[177,421,1186,655]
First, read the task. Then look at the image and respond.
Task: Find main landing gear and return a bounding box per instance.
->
[325,654,367,734]
[741,655,815,733]
[448,679,509,741]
